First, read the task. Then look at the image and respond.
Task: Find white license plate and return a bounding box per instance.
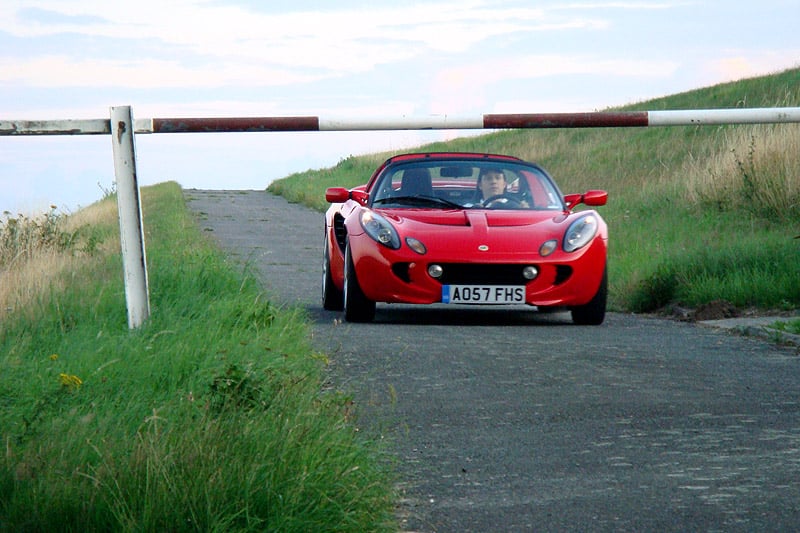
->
[442,285,526,304]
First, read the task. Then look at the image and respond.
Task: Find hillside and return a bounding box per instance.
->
[269,67,800,313]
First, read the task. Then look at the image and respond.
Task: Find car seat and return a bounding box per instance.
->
[400,168,434,197]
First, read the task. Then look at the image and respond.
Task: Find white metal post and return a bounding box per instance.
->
[110,106,150,329]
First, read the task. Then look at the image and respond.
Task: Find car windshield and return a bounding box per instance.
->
[369,160,565,211]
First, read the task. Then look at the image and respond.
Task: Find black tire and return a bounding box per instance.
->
[322,233,343,311]
[571,268,607,325]
[343,242,376,322]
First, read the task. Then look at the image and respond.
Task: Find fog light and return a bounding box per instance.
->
[428,264,443,278]
[522,266,539,280]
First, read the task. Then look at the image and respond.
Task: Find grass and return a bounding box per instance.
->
[269,67,800,313]
[769,318,800,335]
[0,183,396,531]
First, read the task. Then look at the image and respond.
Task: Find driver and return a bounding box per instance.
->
[477,168,507,202]
[473,168,530,208]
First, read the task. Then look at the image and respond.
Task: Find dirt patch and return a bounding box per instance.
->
[665,300,741,322]
[691,300,741,321]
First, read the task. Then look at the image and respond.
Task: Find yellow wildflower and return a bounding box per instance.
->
[49,354,59,361]
[59,373,83,390]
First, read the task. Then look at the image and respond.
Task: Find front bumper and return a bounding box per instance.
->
[349,233,607,307]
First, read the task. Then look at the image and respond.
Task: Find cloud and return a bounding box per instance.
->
[429,54,681,113]
[0,55,327,88]
[0,1,614,89]
[17,6,109,25]
[704,51,800,85]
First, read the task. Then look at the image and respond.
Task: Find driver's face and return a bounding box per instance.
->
[480,171,507,198]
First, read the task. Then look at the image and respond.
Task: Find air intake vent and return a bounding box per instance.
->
[554,265,572,285]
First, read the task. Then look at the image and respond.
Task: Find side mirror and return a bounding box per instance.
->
[325,187,369,205]
[582,190,608,206]
[564,190,608,210]
[326,187,351,203]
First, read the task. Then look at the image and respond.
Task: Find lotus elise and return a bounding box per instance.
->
[322,153,608,324]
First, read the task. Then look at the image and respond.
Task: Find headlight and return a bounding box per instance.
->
[563,214,598,253]
[359,210,400,249]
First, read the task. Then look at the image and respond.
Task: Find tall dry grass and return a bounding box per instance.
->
[0,199,119,322]
[682,124,800,218]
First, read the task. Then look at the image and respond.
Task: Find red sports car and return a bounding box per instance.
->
[322,153,608,324]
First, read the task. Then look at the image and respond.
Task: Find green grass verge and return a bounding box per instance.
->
[1,183,396,532]
[270,68,800,313]
[769,318,800,335]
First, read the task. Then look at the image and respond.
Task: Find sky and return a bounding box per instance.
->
[1,0,799,216]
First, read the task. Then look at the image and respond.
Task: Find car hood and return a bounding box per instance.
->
[372,208,582,258]
[379,208,568,229]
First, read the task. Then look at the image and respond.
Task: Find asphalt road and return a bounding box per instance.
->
[185,189,800,532]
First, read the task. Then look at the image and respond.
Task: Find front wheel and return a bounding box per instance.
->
[570,268,607,325]
[343,242,376,322]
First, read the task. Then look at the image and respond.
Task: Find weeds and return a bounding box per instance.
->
[684,124,800,219]
[208,363,267,412]
[769,318,800,335]
[0,202,118,323]
[0,207,74,267]
[629,264,680,313]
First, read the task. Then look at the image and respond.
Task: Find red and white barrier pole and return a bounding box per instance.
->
[127,107,800,134]
[3,107,800,136]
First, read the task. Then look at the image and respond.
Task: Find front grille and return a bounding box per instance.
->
[392,263,412,282]
[433,263,531,285]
